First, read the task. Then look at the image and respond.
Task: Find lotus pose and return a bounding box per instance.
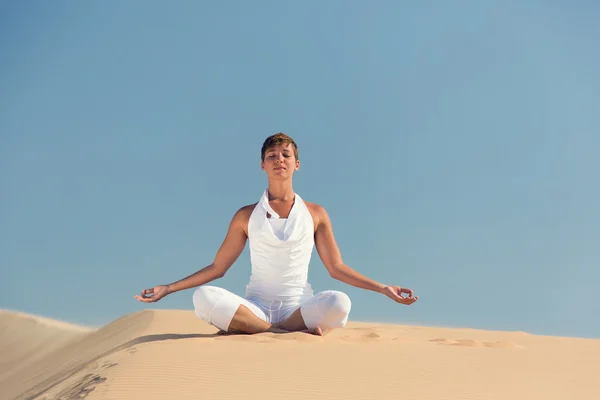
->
[135,133,418,335]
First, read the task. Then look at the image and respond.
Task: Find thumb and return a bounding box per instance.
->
[385,288,403,302]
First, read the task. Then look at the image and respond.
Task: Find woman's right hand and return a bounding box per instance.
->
[135,285,171,303]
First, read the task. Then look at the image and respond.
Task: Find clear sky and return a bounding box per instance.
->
[1,1,599,339]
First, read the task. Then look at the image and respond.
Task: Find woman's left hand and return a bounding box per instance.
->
[380,285,418,305]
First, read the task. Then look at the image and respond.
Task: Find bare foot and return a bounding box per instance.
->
[303,327,323,336]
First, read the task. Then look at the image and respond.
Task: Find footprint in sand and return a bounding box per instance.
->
[429,338,523,349]
[352,327,382,332]
[451,339,484,347]
[483,340,524,349]
[102,361,118,369]
[337,332,382,343]
[429,338,453,345]
[50,374,107,400]
[361,332,381,339]
[428,338,479,346]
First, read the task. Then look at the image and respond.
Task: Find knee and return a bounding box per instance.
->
[192,286,219,320]
[302,290,352,330]
[321,291,351,328]
[327,291,352,318]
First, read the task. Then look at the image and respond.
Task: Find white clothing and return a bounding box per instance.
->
[268,218,286,240]
[192,189,351,331]
[244,189,315,303]
[193,286,351,331]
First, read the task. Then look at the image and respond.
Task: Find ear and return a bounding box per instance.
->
[295,160,300,171]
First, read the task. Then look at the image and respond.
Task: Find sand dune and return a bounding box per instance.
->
[1,309,599,400]
[0,310,92,396]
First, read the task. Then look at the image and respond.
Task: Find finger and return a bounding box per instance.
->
[401,288,414,297]
[135,293,157,302]
[392,293,408,303]
[387,289,402,300]
[398,297,417,305]
[387,289,414,304]
[137,296,155,303]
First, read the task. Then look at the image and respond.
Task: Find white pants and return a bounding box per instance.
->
[193,285,352,332]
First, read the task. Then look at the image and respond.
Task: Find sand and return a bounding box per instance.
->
[1,308,599,400]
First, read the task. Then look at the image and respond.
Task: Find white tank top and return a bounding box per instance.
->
[245,189,315,302]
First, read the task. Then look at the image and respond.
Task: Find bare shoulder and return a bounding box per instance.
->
[233,203,258,235]
[304,200,327,218]
[303,200,330,229]
[236,202,258,218]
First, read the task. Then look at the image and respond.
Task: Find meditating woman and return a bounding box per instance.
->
[135,133,418,335]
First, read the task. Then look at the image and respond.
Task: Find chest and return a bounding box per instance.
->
[267,200,294,219]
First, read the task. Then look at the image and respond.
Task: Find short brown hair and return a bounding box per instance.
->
[261,132,299,161]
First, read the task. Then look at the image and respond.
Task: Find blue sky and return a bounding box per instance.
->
[1,1,599,338]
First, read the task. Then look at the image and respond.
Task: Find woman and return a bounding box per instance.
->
[135,133,418,335]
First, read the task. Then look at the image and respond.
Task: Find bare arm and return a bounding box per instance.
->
[135,206,250,303]
[312,204,418,305]
[313,205,385,292]
[167,208,248,293]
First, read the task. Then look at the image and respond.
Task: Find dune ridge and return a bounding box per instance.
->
[1,310,92,393]
[1,309,599,400]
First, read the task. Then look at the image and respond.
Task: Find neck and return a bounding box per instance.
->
[267,179,295,201]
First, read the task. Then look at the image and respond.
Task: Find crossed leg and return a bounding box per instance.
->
[225,304,322,335]
[193,286,351,336]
